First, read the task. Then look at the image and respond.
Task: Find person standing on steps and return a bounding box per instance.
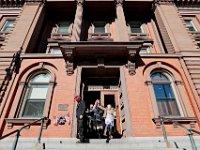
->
[92,99,105,139]
[86,104,95,138]
[75,95,88,143]
[103,104,116,143]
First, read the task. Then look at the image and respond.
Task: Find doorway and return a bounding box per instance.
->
[81,68,122,139]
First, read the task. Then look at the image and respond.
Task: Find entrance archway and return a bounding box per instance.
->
[72,66,132,138]
[81,68,122,138]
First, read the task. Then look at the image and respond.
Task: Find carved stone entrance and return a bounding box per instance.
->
[59,40,153,138]
[80,68,123,138]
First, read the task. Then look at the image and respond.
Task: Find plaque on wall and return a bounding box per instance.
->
[58,104,69,111]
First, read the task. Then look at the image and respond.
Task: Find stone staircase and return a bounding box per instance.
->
[0,137,200,150]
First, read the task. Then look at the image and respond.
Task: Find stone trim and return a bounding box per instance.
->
[71,0,84,41]
[7,62,56,128]
[152,117,197,128]
[119,66,132,137]
[154,5,175,53]
[87,33,113,41]
[144,61,194,118]
[59,41,152,76]
[60,47,74,75]
[155,0,200,5]
[5,118,50,129]
[71,66,132,137]
[115,0,129,41]
[0,0,45,6]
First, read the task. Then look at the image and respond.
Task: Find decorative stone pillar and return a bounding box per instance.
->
[60,46,75,75]
[115,0,129,41]
[127,47,138,75]
[127,49,136,75]
[71,0,84,42]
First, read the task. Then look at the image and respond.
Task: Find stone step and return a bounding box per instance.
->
[0,137,200,150]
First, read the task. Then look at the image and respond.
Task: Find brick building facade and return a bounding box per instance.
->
[0,0,200,149]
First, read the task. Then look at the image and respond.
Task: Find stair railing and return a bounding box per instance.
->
[0,116,47,150]
[159,116,200,150]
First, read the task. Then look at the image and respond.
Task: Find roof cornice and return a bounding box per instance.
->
[155,0,200,6]
[0,0,45,7]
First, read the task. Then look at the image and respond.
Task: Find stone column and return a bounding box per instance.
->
[115,0,129,41]
[71,0,84,42]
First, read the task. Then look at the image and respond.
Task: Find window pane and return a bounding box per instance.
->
[151,72,169,82]
[164,84,175,98]
[28,85,48,99]
[93,22,106,33]
[57,21,70,33]
[153,84,166,99]
[157,99,180,116]
[94,27,105,33]
[168,99,180,116]
[157,99,169,116]
[1,20,15,32]
[31,73,50,83]
[188,26,196,32]
[130,21,142,33]
[22,101,45,117]
[184,20,196,31]
[49,47,62,54]
[139,48,150,54]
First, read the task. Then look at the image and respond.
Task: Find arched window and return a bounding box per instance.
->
[21,73,50,117]
[151,72,180,116]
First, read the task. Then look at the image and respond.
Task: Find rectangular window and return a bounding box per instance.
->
[49,47,62,54]
[22,85,48,117]
[139,48,150,54]
[93,21,106,33]
[1,20,15,32]
[57,21,70,33]
[129,21,142,33]
[184,19,196,32]
[153,84,180,116]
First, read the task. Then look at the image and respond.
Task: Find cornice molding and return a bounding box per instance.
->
[155,0,200,6]
[0,0,45,7]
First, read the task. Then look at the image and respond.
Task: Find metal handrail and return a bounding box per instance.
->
[191,129,200,135]
[158,116,170,148]
[0,116,47,150]
[159,117,200,150]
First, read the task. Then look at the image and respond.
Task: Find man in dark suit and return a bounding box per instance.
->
[75,95,88,143]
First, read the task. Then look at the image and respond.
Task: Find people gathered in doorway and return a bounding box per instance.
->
[75,96,116,143]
